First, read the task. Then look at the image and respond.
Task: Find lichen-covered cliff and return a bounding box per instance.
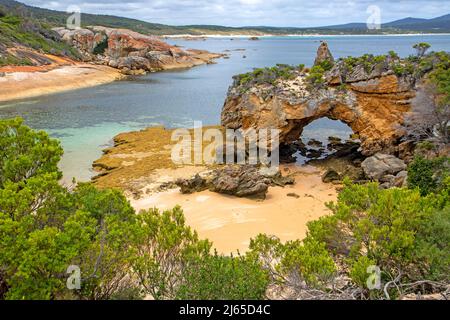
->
[53,26,223,75]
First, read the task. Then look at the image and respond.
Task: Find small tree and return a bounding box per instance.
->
[413,42,431,57]
[404,82,449,144]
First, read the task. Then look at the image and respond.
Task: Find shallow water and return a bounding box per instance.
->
[1,35,450,181]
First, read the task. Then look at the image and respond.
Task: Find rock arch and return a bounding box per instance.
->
[221,70,415,156]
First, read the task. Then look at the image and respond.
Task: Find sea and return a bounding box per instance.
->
[1,35,450,181]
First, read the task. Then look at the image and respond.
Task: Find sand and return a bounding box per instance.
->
[131,164,338,254]
[0,64,123,103]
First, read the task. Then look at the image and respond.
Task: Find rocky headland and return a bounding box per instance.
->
[0,26,223,102]
[221,42,419,156]
[53,26,224,75]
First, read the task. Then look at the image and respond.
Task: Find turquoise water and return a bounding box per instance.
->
[1,35,450,181]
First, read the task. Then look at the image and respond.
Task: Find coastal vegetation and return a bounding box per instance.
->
[250,180,449,299]
[235,64,305,91]
[0,6,79,66]
[1,0,450,36]
[0,116,448,300]
[0,118,269,300]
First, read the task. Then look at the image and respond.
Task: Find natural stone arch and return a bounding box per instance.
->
[221,73,415,156]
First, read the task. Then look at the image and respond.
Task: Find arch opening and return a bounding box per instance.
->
[280,117,362,165]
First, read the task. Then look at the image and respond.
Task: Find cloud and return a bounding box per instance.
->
[18,0,450,27]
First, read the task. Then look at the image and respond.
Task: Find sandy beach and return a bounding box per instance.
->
[0,64,123,103]
[131,164,338,254]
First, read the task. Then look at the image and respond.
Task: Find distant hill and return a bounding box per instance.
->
[315,15,450,33]
[385,14,450,32]
[0,0,449,35]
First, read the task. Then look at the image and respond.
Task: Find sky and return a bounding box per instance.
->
[18,0,450,27]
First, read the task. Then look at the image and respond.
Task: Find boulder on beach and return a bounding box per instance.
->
[176,165,294,200]
[361,153,407,181]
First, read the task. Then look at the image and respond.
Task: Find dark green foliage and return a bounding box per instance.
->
[340,54,387,74]
[309,181,449,294]
[317,59,334,72]
[0,117,63,187]
[415,207,450,281]
[248,234,336,289]
[93,36,108,55]
[234,64,303,92]
[407,156,449,196]
[306,65,326,87]
[0,11,80,65]
[388,50,399,59]
[0,5,6,18]
[131,206,212,300]
[176,253,269,300]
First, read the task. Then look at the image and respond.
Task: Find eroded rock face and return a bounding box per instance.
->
[221,44,417,156]
[53,26,222,73]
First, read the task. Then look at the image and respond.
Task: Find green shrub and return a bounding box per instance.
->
[350,255,377,289]
[341,54,387,74]
[280,239,336,287]
[0,15,21,26]
[248,234,335,289]
[176,253,269,300]
[0,117,63,188]
[304,181,449,295]
[317,59,333,71]
[306,65,326,87]
[388,51,399,59]
[131,206,212,300]
[407,156,449,196]
[415,207,450,281]
[93,36,108,55]
[235,64,302,90]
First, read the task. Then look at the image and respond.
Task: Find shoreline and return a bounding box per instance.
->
[0,51,223,104]
[165,33,450,39]
[0,64,124,104]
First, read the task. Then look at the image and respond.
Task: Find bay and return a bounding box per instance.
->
[1,35,450,181]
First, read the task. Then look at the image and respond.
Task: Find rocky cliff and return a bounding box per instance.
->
[221,43,439,156]
[54,26,223,75]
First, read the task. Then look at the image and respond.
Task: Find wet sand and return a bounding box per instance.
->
[131,164,338,254]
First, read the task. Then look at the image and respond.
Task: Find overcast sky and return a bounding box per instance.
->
[19,0,450,27]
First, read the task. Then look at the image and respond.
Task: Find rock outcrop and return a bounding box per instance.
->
[361,153,407,180]
[176,165,294,200]
[53,26,223,74]
[314,41,334,66]
[221,43,421,156]
[361,153,408,188]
